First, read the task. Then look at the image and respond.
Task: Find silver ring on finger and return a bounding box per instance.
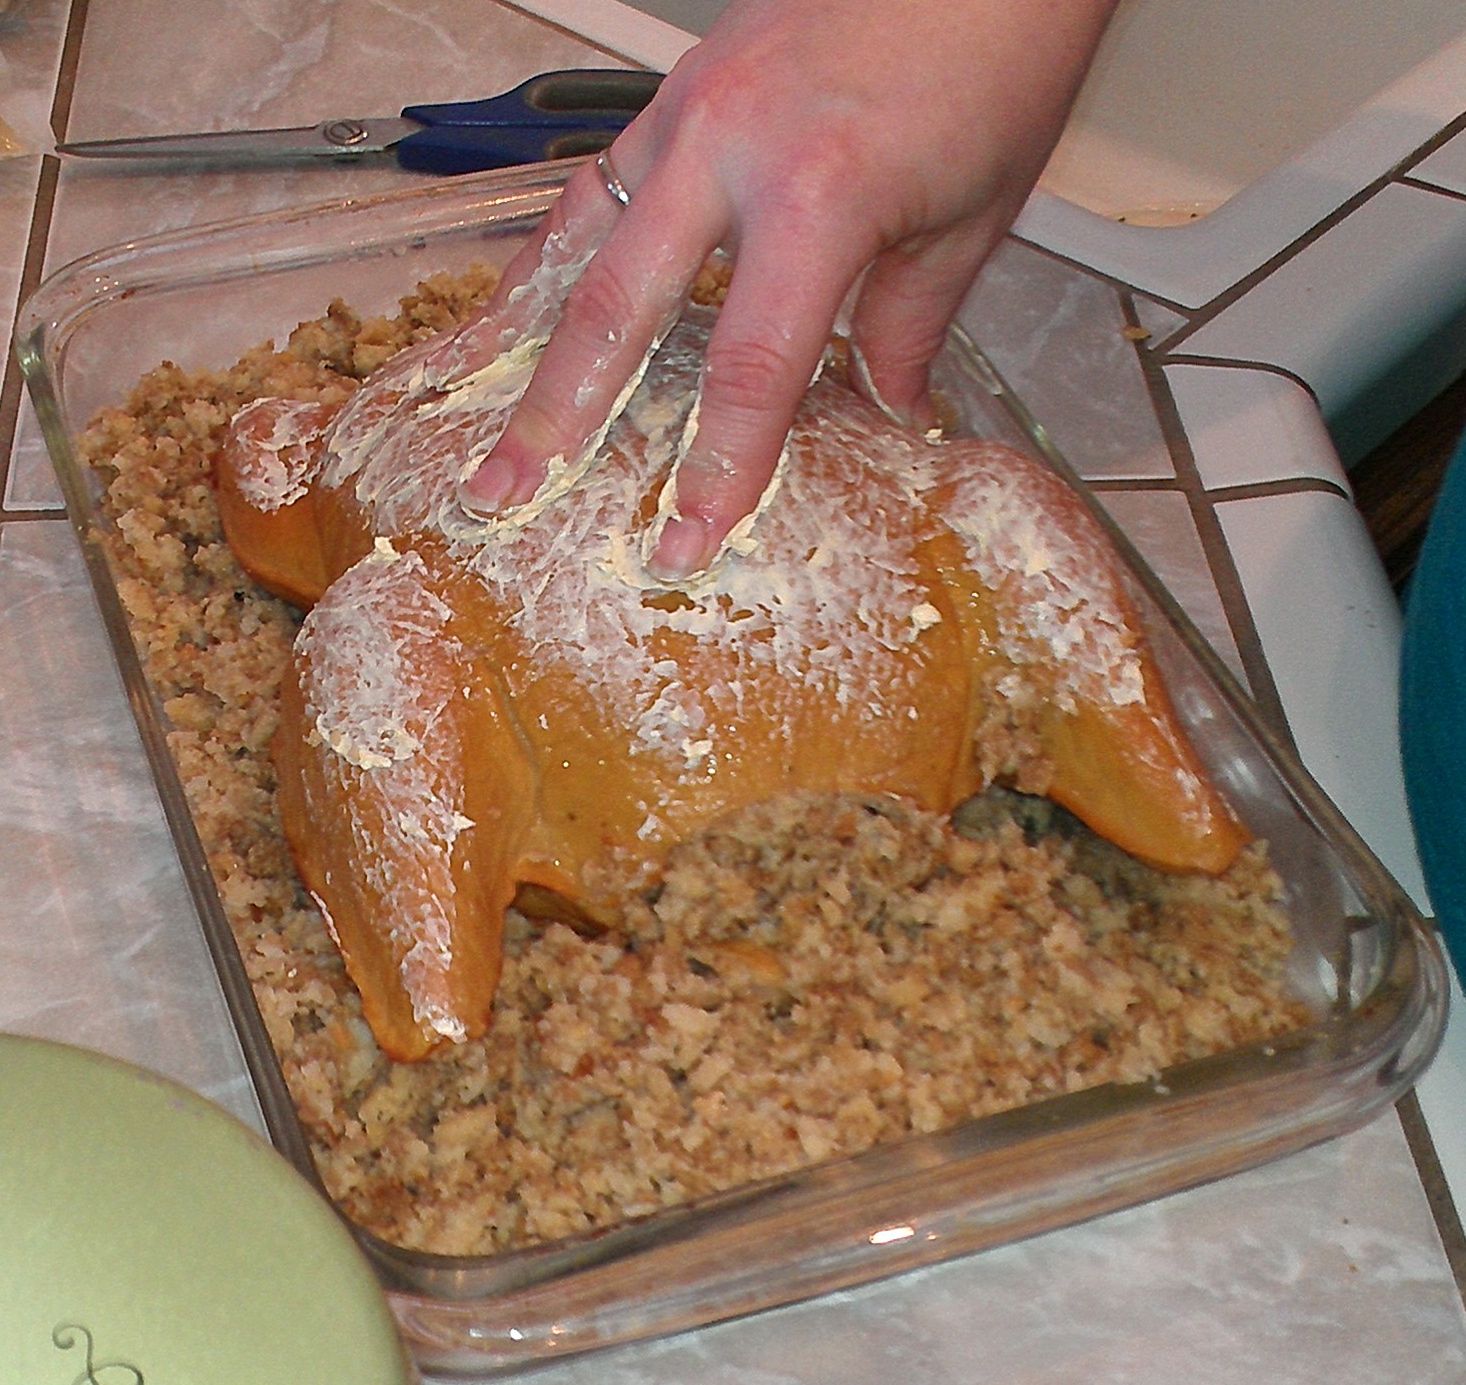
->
[595,149,632,207]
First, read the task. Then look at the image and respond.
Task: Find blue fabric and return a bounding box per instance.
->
[1401,430,1466,986]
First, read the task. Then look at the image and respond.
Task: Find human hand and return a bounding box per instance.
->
[458,0,1116,579]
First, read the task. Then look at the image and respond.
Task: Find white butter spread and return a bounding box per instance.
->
[227,397,331,512]
[247,302,1148,873]
[294,544,478,1043]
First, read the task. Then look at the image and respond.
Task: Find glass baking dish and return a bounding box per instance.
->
[13,163,1449,1377]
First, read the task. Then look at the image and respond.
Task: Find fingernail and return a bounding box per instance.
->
[458,455,516,518]
[648,515,718,581]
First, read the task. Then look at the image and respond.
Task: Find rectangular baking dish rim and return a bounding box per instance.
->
[12,160,1450,1375]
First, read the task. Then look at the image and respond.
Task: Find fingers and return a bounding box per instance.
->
[647,223,872,580]
[459,148,729,517]
[845,221,1003,433]
[453,154,996,583]
[422,163,625,393]
[448,0,1105,570]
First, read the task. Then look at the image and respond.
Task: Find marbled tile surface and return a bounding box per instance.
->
[0,0,69,154]
[3,1,1466,1380]
[0,520,258,1122]
[45,0,633,268]
[0,154,38,357]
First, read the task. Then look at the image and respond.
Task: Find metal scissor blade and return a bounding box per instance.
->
[56,117,423,162]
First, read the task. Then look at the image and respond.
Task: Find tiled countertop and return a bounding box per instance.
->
[4,1,1466,1380]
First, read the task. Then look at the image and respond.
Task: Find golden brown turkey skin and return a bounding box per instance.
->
[217,307,1247,1061]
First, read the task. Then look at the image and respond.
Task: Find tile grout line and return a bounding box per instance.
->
[0,160,57,516]
[1121,287,1466,1310]
[1124,296,1296,742]
[1,0,90,519]
[1398,1088,1466,1303]
[48,0,93,147]
[1015,108,1466,358]
[1158,109,1466,356]
[1160,353,1321,408]
[496,0,654,66]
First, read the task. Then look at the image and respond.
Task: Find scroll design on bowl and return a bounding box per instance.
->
[51,1323,145,1385]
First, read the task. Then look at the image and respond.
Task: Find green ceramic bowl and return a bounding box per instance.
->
[0,1033,413,1384]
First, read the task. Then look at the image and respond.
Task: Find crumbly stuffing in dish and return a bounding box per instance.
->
[77,269,1309,1257]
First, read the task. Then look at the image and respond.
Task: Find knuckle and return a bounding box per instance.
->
[872,323,947,379]
[558,258,640,357]
[665,56,761,134]
[758,133,865,229]
[700,334,798,417]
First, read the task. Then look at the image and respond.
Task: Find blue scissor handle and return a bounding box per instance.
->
[397,69,662,175]
[394,123,633,175]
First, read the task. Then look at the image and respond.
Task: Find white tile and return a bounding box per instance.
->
[1018,30,1466,309]
[1094,487,1247,687]
[1132,294,1190,344]
[1164,363,1347,492]
[609,0,723,40]
[1416,965,1466,1236]
[1180,183,1466,461]
[1214,490,1426,904]
[5,395,65,511]
[962,240,1174,482]
[0,0,73,154]
[65,0,625,143]
[0,155,40,360]
[511,0,699,64]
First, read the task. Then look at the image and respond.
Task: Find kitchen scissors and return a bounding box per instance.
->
[56,69,662,177]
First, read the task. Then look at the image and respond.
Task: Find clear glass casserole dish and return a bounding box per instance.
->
[13,162,1449,1377]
